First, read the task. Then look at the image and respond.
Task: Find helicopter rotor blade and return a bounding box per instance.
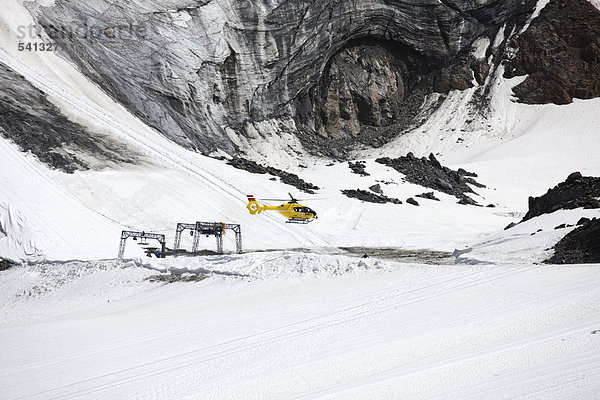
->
[257,197,328,201]
[258,198,291,201]
[299,197,328,201]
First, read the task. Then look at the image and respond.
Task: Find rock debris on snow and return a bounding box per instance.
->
[416,192,440,201]
[227,157,319,193]
[376,153,483,205]
[341,189,402,204]
[0,258,15,271]
[348,161,370,176]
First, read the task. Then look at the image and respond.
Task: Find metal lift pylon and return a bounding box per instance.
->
[172,222,242,257]
[118,231,166,259]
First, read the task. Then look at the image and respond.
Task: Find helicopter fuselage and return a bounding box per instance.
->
[247,195,317,223]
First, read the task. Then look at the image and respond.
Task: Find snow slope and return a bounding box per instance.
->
[1,0,600,262]
[0,0,484,260]
[1,255,600,399]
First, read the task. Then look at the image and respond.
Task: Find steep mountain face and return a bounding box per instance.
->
[0,62,137,172]
[25,0,536,157]
[294,39,437,153]
[505,0,600,104]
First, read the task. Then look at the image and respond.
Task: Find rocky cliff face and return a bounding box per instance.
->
[26,0,536,157]
[505,0,600,105]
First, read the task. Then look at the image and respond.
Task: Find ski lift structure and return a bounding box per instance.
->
[173,221,242,257]
[117,222,242,259]
[118,231,166,259]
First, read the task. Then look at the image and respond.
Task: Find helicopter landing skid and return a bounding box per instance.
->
[286,218,314,224]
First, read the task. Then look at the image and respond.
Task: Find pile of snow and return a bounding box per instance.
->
[0,251,390,325]
[148,251,388,280]
[0,203,43,261]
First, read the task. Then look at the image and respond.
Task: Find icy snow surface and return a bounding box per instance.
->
[589,0,600,12]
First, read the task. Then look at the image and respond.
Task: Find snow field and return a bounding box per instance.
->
[1,255,600,399]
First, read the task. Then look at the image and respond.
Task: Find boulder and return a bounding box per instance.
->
[369,184,383,194]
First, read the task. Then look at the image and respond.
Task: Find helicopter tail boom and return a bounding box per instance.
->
[246,195,263,215]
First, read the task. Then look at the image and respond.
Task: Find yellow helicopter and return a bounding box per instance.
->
[246,193,318,223]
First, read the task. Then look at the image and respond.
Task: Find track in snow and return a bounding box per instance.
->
[4,261,600,400]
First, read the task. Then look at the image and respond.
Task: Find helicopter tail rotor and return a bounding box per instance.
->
[246,195,263,215]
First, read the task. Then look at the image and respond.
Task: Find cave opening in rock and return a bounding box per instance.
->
[294,37,443,156]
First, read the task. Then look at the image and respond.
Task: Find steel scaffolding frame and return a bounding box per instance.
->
[173,222,242,257]
[118,230,166,259]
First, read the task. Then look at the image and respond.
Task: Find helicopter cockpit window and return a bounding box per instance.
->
[293,207,315,214]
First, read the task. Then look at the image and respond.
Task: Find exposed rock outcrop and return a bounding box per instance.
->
[523,172,600,221]
[348,161,369,177]
[504,0,600,104]
[0,258,15,271]
[416,192,440,201]
[295,40,438,153]
[375,153,483,204]
[25,0,536,156]
[341,189,402,204]
[227,157,319,193]
[545,217,600,264]
[0,62,136,173]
